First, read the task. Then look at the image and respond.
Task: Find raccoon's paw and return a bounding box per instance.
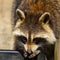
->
[24,51,27,58]
[29,50,40,58]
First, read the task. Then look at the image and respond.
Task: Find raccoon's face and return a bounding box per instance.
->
[13,9,56,58]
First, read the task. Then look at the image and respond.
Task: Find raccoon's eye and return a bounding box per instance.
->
[16,36,27,44]
[33,38,47,44]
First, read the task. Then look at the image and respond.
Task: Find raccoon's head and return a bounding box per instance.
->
[13,9,56,58]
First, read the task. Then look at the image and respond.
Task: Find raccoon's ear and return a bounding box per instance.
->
[15,9,25,28]
[39,12,50,24]
[16,9,25,20]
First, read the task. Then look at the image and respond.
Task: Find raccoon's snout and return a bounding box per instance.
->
[24,50,40,58]
[27,50,33,55]
[24,50,33,58]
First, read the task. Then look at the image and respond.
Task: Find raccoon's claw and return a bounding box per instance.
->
[24,51,27,57]
[29,53,35,58]
[29,50,40,58]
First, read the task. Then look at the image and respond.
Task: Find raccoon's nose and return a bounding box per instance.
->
[27,50,32,54]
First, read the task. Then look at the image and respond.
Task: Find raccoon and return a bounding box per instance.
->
[13,0,60,60]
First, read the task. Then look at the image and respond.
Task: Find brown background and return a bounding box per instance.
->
[0,0,14,49]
